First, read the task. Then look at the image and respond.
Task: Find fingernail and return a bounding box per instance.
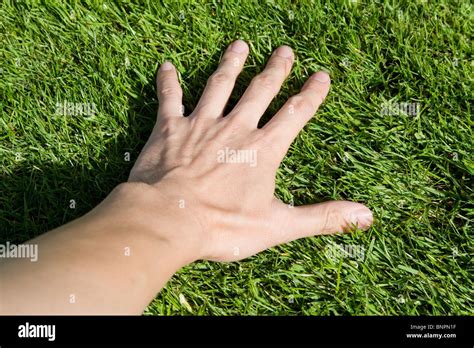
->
[350,208,373,230]
[160,61,174,71]
[312,71,330,83]
[230,40,248,53]
[275,45,294,59]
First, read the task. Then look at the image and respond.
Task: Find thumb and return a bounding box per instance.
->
[272,200,373,244]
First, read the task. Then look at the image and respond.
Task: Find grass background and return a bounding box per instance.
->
[1,0,472,315]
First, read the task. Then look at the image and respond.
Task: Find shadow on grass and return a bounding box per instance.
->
[1,56,313,246]
[0,79,158,245]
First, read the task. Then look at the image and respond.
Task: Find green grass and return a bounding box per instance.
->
[1,0,472,315]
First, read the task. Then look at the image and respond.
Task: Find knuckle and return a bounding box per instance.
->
[159,85,181,98]
[288,94,314,113]
[254,132,284,160]
[156,117,180,135]
[268,55,288,70]
[254,73,279,94]
[222,55,240,67]
[224,116,253,133]
[209,70,232,86]
[189,114,215,131]
[320,204,343,234]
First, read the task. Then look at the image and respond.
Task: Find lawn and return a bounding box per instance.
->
[0,0,472,315]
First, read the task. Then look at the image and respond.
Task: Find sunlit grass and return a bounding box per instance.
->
[1,0,472,315]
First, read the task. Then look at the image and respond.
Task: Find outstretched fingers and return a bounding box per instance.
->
[262,71,331,160]
[192,40,249,119]
[229,46,295,128]
[156,61,183,118]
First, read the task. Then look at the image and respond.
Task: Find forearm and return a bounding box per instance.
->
[0,183,196,315]
[1,41,374,315]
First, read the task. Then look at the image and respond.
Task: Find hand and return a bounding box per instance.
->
[0,40,374,315]
[128,40,373,262]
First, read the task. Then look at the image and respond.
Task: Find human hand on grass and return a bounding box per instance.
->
[128,40,373,262]
[0,40,373,314]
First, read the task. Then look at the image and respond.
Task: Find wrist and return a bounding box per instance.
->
[105,182,203,268]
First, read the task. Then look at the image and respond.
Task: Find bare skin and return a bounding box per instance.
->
[0,40,373,314]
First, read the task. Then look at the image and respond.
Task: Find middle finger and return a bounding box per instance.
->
[228,45,294,128]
